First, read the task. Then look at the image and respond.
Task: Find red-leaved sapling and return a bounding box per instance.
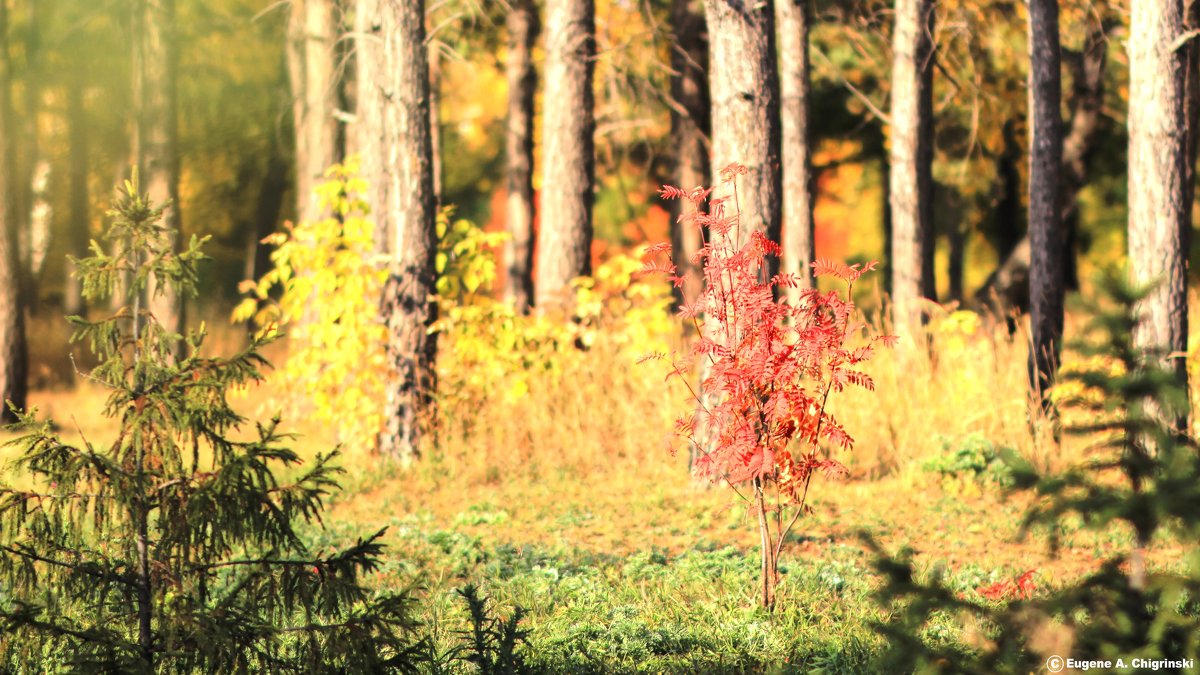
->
[642,164,894,611]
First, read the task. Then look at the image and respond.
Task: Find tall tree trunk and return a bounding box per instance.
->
[244,144,288,288]
[1128,0,1190,424]
[976,18,1109,313]
[1184,0,1200,210]
[1027,0,1064,401]
[703,0,782,265]
[669,0,708,312]
[429,39,443,206]
[888,0,936,334]
[357,0,439,461]
[66,77,90,317]
[19,0,43,310]
[537,0,596,309]
[0,1,27,422]
[696,0,782,474]
[777,0,815,297]
[290,0,341,225]
[139,0,182,339]
[504,0,538,314]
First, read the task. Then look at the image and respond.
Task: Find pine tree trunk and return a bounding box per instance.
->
[357,0,439,461]
[777,0,815,297]
[429,40,443,205]
[1027,0,1064,401]
[18,2,42,309]
[703,0,782,269]
[888,0,936,334]
[0,1,26,422]
[669,0,708,313]
[504,0,538,314]
[66,78,90,317]
[139,0,182,339]
[290,0,341,225]
[1128,0,1190,418]
[537,0,596,309]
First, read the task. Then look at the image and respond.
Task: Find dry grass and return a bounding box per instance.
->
[8,299,1194,597]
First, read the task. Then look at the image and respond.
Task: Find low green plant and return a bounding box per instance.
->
[921,433,1014,486]
[868,274,1200,672]
[0,178,425,672]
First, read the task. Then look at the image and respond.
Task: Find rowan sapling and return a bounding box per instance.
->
[643,164,893,610]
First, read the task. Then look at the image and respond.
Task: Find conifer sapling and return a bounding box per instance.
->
[0,177,424,672]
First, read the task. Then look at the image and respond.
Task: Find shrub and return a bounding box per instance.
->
[0,178,425,672]
[233,159,389,453]
[645,164,892,610]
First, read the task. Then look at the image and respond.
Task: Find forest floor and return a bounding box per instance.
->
[12,376,1184,673]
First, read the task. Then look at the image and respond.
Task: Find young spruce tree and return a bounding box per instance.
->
[0,179,424,672]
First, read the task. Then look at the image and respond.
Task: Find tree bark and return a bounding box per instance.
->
[504,0,538,314]
[1128,0,1190,418]
[66,76,91,317]
[138,0,183,339]
[777,0,816,298]
[357,0,439,461]
[537,0,596,309]
[289,0,342,225]
[888,0,936,334]
[669,0,708,312]
[976,18,1109,313]
[1027,0,1065,401]
[0,0,28,422]
[703,0,782,270]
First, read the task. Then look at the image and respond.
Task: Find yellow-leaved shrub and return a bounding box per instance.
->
[233,159,388,452]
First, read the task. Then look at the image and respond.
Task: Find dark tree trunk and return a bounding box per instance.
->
[975,18,1109,313]
[537,0,596,309]
[357,0,439,461]
[244,145,288,287]
[703,0,782,268]
[669,0,708,311]
[66,76,91,317]
[1027,0,1065,401]
[889,0,936,333]
[504,0,538,314]
[0,0,27,422]
[139,0,182,339]
[1128,0,1190,419]
[777,0,816,298]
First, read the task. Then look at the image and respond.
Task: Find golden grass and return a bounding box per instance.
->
[8,298,1196,591]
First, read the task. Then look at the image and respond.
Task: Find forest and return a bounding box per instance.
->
[0,0,1199,672]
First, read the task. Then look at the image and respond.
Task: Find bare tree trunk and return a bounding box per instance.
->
[139,0,182,339]
[669,0,708,312]
[976,18,1109,313]
[429,38,443,205]
[1184,0,1200,215]
[1027,0,1064,402]
[0,1,27,422]
[290,0,341,225]
[244,143,288,288]
[1129,0,1190,426]
[357,0,439,461]
[777,0,815,298]
[504,0,538,314]
[888,0,936,334]
[703,0,782,267]
[696,0,781,469]
[19,1,44,310]
[537,0,596,309]
[66,77,90,317]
